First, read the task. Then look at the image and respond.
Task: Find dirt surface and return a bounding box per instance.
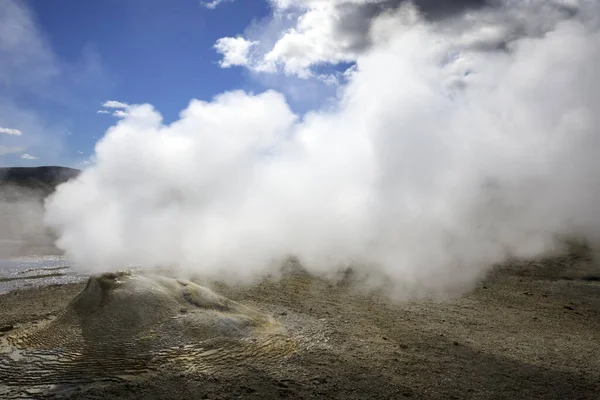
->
[1,254,600,399]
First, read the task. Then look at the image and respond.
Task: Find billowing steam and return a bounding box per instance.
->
[45,1,600,298]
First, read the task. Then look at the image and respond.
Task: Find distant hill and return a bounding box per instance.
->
[0,166,80,194]
[0,167,81,257]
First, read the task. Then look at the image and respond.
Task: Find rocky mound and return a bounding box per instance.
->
[0,272,296,398]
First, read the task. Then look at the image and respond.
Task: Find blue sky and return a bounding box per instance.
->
[0,0,279,167]
[2,0,421,168]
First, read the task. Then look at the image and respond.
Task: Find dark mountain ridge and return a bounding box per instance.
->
[0,166,81,257]
[0,166,80,193]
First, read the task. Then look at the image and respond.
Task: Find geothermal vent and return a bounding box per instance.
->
[0,272,295,398]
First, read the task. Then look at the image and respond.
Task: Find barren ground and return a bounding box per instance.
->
[1,254,599,399]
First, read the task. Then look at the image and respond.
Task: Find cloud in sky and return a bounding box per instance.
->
[97,100,131,118]
[102,100,130,109]
[112,110,129,118]
[20,153,38,160]
[202,0,234,10]
[214,37,258,68]
[214,0,584,79]
[0,127,22,136]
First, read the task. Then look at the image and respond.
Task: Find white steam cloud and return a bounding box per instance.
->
[45,1,600,299]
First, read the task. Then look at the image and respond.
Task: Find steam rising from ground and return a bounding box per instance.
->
[0,187,55,258]
[45,1,600,298]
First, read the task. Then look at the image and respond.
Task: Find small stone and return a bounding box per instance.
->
[0,324,14,333]
[279,311,288,316]
[564,305,575,311]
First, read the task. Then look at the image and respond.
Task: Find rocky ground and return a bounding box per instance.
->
[1,253,599,399]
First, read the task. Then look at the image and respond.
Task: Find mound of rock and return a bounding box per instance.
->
[0,272,295,398]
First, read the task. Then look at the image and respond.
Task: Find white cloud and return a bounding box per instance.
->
[214,37,257,68]
[212,0,398,77]
[20,153,37,160]
[96,100,132,119]
[202,0,234,9]
[215,0,591,79]
[258,3,362,77]
[0,145,24,155]
[102,100,130,109]
[112,109,129,118]
[0,127,22,135]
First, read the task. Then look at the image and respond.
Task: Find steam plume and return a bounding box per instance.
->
[45,1,600,299]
